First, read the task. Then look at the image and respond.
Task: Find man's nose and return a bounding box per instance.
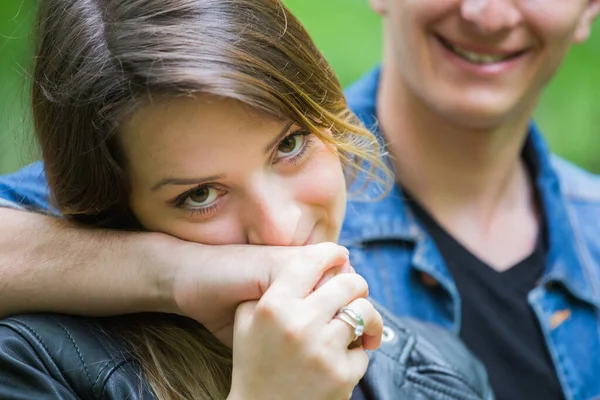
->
[460,0,523,34]
[245,181,302,246]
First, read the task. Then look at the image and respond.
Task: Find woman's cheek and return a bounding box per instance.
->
[295,144,346,211]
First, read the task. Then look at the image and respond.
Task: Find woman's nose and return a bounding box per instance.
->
[245,181,302,246]
[460,0,522,34]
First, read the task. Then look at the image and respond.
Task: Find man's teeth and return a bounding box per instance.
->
[450,44,510,64]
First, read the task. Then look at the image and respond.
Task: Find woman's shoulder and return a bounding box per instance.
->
[0,313,155,399]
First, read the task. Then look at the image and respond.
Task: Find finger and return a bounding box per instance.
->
[306,273,369,320]
[328,298,383,350]
[339,259,354,274]
[344,347,370,389]
[233,300,258,340]
[314,260,354,291]
[264,242,350,300]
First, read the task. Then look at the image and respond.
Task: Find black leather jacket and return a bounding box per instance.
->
[0,304,494,399]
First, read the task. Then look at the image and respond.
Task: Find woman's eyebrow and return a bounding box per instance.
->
[263,122,294,154]
[151,122,294,192]
[151,174,225,192]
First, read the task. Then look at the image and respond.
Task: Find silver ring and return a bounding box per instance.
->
[335,307,365,341]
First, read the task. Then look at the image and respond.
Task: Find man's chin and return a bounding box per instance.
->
[436,101,524,132]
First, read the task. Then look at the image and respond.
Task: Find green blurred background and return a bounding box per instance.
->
[1,0,599,174]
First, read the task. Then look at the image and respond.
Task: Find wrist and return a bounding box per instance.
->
[140,232,188,315]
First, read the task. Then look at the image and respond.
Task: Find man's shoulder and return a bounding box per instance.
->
[551,156,600,274]
[0,161,52,211]
[551,155,600,204]
[344,66,381,123]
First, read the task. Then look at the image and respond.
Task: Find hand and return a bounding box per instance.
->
[228,262,383,400]
[168,241,353,347]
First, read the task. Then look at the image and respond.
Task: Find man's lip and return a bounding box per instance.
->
[434,33,529,57]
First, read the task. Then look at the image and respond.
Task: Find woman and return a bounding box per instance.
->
[0,0,493,399]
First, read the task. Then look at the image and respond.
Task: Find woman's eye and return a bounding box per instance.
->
[183,186,219,207]
[276,133,306,158]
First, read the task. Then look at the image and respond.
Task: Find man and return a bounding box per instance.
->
[1,0,599,398]
[340,0,600,399]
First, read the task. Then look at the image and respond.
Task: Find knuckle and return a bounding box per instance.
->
[306,351,348,385]
[255,300,310,344]
[234,300,256,318]
[352,299,383,332]
[353,297,372,311]
[337,273,369,296]
[254,297,282,322]
[355,351,369,376]
[304,242,323,256]
[353,275,369,296]
[315,241,337,251]
[311,242,346,258]
[305,347,325,368]
[339,351,368,386]
[281,320,309,345]
[328,364,353,388]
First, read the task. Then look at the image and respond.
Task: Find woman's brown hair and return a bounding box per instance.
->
[32,0,391,398]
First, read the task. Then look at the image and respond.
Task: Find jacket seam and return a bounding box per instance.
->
[408,365,483,398]
[92,363,116,394]
[0,319,70,388]
[54,318,98,400]
[83,322,137,389]
[98,360,146,398]
[404,372,481,400]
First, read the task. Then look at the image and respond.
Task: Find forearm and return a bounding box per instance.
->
[0,208,178,317]
[0,207,350,339]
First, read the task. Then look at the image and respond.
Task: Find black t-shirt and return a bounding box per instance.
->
[407,196,564,400]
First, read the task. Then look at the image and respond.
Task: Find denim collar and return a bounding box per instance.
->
[342,66,600,309]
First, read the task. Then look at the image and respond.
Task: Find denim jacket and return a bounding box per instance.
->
[1,68,599,399]
[340,67,600,400]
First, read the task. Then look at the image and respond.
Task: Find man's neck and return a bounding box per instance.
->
[377,63,541,270]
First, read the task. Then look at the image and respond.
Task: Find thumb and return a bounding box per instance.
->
[233,300,259,338]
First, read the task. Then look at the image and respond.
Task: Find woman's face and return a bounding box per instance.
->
[120,95,347,246]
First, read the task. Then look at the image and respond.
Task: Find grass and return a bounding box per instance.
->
[1,0,598,174]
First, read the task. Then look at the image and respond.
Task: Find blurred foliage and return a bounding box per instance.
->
[1,0,598,174]
[0,1,36,175]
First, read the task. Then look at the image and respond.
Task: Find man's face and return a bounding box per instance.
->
[371,0,599,129]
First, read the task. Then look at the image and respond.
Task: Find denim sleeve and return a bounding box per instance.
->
[0,162,53,212]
